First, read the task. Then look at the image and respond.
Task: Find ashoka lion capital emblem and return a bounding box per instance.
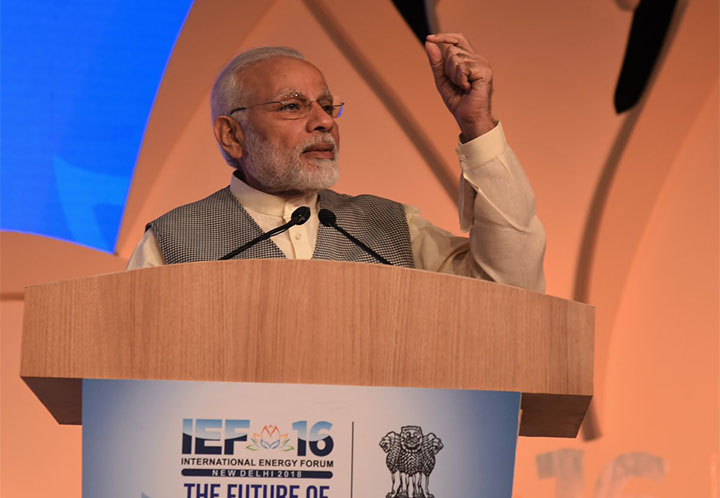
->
[379,425,444,498]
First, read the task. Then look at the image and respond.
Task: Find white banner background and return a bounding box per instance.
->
[83,379,520,498]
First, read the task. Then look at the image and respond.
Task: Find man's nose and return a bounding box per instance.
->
[306,101,334,132]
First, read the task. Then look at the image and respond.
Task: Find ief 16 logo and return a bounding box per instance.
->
[182,419,334,457]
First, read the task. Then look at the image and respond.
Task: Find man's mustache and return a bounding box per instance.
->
[299,135,338,154]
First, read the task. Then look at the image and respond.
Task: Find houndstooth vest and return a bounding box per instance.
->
[147,187,415,267]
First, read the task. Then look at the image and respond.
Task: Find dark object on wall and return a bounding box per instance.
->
[391,0,437,43]
[614,0,679,113]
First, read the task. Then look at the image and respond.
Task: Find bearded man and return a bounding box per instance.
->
[127,33,546,293]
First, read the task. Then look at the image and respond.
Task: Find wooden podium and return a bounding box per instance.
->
[21,259,593,438]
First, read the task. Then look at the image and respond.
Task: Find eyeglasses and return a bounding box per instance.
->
[228,93,344,120]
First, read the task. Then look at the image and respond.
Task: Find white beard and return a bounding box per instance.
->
[240,126,339,194]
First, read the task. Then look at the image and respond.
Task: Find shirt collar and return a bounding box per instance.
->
[229,172,318,217]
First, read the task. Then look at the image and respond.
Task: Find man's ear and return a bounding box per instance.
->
[213,116,245,160]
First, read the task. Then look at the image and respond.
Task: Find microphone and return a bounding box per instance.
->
[219,206,311,260]
[318,209,392,265]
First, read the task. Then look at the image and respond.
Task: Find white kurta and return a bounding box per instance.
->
[127,123,546,292]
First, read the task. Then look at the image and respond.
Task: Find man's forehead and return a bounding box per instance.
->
[272,87,333,99]
[239,57,331,100]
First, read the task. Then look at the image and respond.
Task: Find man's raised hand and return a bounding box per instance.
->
[425,33,497,141]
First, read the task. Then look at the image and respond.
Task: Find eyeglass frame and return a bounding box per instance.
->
[227,93,344,120]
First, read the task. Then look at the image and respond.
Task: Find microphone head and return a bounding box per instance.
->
[318,208,336,227]
[291,206,311,225]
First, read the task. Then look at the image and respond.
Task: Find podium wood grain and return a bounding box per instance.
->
[21,259,593,437]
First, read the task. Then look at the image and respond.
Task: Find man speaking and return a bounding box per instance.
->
[127,33,546,293]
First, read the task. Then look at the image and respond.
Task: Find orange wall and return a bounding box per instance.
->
[513,80,719,498]
[1,0,718,496]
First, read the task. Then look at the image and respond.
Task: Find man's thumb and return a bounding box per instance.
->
[424,41,444,78]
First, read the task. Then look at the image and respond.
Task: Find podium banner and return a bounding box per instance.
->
[83,379,520,498]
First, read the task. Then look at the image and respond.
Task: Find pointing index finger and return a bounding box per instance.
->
[426,33,473,52]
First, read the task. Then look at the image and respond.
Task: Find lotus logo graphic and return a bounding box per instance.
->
[247,425,295,452]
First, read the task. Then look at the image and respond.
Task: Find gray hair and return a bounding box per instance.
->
[210,46,305,124]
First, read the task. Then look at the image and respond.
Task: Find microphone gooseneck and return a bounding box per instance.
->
[219,206,311,260]
[318,208,392,266]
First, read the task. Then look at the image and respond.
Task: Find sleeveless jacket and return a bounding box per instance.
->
[147,187,415,268]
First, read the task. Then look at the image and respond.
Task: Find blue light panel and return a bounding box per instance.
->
[1,0,193,252]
